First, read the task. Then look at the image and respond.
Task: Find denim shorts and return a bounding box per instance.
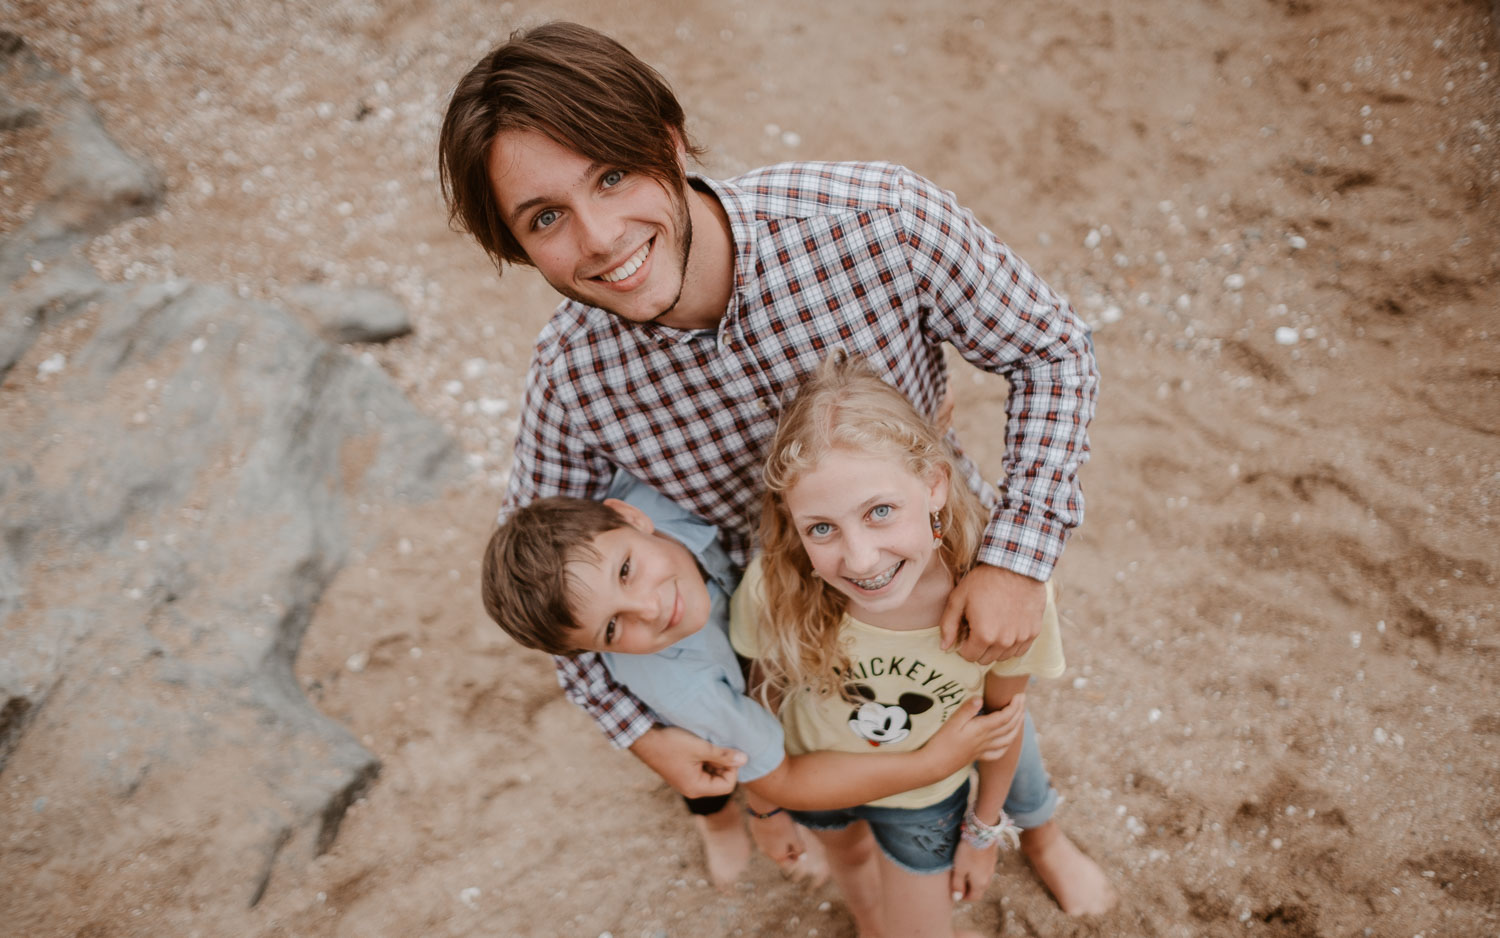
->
[789,779,970,874]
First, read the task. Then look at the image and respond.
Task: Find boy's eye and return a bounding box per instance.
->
[533,209,560,230]
[601,169,625,187]
[619,557,631,582]
[869,504,892,521]
[604,619,617,645]
[808,522,832,538]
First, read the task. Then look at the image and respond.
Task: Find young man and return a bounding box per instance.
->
[482,471,1023,889]
[440,21,1114,914]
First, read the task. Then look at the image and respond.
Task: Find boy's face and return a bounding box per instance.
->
[564,500,713,655]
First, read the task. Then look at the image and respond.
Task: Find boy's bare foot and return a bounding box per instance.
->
[1019,821,1118,916]
[693,808,753,891]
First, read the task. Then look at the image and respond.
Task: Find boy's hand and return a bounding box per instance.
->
[925,694,1026,770]
[950,840,1000,903]
[939,565,1046,665]
[629,726,745,798]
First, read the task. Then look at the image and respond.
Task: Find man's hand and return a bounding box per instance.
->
[629,725,745,798]
[938,564,1046,665]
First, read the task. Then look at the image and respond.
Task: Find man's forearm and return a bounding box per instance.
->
[553,652,658,748]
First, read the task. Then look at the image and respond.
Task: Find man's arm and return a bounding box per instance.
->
[898,169,1099,662]
[505,355,662,746]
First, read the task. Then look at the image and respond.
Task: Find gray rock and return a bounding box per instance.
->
[0,30,164,269]
[284,282,414,344]
[0,33,461,909]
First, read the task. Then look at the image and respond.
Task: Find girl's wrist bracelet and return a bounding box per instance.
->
[960,806,1021,850]
[745,804,785,820]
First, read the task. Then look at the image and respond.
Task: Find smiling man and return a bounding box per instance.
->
[439,21,1113,914]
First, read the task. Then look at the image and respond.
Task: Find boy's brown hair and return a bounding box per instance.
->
[438,21,705,274]
[481,496,630,655]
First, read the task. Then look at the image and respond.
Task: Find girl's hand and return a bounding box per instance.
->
[950,840,1001,903]
[924,693,1027,770]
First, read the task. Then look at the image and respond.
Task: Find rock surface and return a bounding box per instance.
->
[284,283,413,344]
[0,31,460,925]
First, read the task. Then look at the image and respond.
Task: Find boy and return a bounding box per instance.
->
[482,471,1023,887]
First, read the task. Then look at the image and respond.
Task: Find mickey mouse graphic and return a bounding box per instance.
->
[846,683,937,747]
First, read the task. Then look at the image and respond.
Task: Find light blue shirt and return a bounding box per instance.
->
[599,471,786,783]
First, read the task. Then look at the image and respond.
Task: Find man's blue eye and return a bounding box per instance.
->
[535,209,559,229]
[602,169,625,187]
[870,505,892,520]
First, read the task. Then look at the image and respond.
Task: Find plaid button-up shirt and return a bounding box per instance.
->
[500,161,1098,748]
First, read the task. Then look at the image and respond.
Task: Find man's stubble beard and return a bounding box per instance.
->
[550,180,694,326]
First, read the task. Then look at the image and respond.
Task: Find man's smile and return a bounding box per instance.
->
[597,238,652,283]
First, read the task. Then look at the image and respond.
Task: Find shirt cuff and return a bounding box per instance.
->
[976,510,1069,582]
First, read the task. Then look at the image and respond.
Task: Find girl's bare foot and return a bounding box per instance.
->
[1019,821,1118,916]
[693,809,752,891]
[780,824,831,888]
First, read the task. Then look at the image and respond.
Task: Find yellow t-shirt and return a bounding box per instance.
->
[729,556,1065,809]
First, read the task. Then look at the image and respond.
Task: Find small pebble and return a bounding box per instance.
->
[1275,327,1299,345]
[1224,273,1246,291]
[37,353,67,378]
[1084,229,1102,249]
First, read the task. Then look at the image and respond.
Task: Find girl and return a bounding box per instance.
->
[729,353,1083,937]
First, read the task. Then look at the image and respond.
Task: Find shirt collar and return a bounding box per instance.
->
[633,173,755,348]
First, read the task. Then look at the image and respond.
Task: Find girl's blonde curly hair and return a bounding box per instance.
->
[755,351,987,705]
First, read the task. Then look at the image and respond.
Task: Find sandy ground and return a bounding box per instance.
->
[3,0,1498,936]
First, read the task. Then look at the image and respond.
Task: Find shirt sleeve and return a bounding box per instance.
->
[553,652,661,750]
[668,681,786,784]
[502,348,658,749]
[897,169,1099,581]
[985,580,1066,680]
[728,558,766,660]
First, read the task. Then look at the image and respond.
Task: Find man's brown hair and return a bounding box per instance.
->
[481,496,631,655]
[438,21,705,273]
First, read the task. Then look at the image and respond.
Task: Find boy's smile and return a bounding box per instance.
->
[564,499,713,655]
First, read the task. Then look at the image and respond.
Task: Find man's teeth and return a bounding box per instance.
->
[849,563,901,591]
[599,241,650,282]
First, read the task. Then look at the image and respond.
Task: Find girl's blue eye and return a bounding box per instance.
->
[534,209,559,229]
[602,169,625,187]
[809,522,832,538]
[870,504,892,520]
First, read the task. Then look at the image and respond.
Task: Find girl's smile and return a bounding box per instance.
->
[783,447,951,626]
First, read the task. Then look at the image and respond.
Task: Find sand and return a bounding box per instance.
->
[2,0,1497,935]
